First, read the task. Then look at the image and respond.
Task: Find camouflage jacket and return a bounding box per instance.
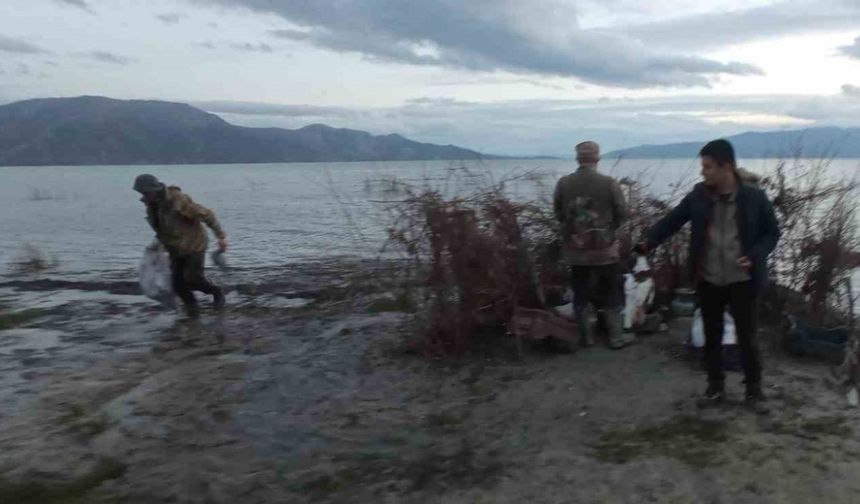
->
[145,186,226,256]
[553,165,627,266]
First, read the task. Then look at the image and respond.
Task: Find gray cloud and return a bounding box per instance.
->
[268,29,310,41]
[624,1,860,51]
[156,13,184,25]
[0,35,47,55]
[191,0,762,88]
[840,36,860,58]
[228,42,273,53]
[844,84,860,96]
[195,41,275,52]
[430,75,571,91]
[198,91,860,156]
[17,63,31,76]
[195,101,355,118]
[53,0,94,13]
[89,51,136,65]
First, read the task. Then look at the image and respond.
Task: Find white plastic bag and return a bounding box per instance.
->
[691,308,737,347]
[139,241,176,308]
[848,387,859,408]
[554,303,575,320]
[624,274,655,330]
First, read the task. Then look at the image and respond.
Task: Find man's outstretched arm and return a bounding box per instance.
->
[638,192,693,253]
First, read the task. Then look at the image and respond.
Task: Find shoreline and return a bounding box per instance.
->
[1,257,859,502]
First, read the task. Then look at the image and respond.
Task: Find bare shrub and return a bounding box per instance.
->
[380,155,860,367]
[27,187,64,201]
[381,162,700,357]
[619,169,696,302]
[759,156,860,328]
[384,170,552,357]
[364,175,409,197]
[10,243,57,274]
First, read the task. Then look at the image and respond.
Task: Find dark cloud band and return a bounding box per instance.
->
[190,0,764,88]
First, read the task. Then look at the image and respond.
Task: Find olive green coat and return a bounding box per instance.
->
[145,186,226,255]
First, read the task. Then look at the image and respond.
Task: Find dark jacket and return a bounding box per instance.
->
[645,181,779,293]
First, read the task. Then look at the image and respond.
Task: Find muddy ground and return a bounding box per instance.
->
[0,260,859,503]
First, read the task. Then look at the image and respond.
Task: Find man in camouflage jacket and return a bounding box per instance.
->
[553,141,630,349]
[134,174,228,318]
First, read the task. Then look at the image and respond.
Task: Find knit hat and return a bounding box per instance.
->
[576,141,600,164]
[133,174,163,194]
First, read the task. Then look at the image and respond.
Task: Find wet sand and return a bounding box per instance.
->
[0,260,859,503]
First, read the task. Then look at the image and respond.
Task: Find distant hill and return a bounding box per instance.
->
[605,127,860,159]
[0,96,497,166]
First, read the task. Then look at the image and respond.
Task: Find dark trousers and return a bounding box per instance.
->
[570,264,622,314]
[699,280,762,387]
[169,251,220,308]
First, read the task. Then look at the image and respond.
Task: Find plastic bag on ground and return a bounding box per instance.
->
[848,387,859,408]
[139,241,176,308]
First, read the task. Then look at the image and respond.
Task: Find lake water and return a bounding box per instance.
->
[2,158,859,280]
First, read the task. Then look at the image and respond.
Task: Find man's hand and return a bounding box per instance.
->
[217,239,229,253]
[737,256,752,270]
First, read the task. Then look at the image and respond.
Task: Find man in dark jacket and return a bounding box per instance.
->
[554,141,630,349]
[134,174,228,318]
[636,140,779,406]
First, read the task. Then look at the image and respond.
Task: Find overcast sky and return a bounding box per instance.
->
[1,0,859,155]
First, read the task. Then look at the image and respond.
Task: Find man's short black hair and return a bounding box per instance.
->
[699,139,736,167]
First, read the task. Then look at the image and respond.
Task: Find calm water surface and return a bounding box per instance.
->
[1,159,858,279]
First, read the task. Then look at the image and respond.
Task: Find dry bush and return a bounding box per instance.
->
[27,187,66,202]
[619,170,696,302]
[384,169,553,357]
[759,156,860,328]
[379,156,860,368]
[10,243,57,274]
[381,163,694,357]
[620,155,860,328]
[28,188,53,201]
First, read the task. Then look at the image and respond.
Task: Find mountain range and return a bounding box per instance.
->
[1,96,858,166]
[0,96,494,166]
[605,127,860,159]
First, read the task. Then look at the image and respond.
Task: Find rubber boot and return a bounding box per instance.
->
[605,308,632,350]
[185,302,200,319]
[212,286,226,311]
[576,306,595,347]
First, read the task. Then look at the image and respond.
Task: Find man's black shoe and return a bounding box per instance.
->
[745,384,770,415]
[706,383,725,400]
[697,383,725,408]
[745,384,766,403]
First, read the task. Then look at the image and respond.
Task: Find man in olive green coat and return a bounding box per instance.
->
[134,174,228,318]
[553,141,631,349]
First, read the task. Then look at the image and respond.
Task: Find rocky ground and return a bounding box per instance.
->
[0,260,859,503]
